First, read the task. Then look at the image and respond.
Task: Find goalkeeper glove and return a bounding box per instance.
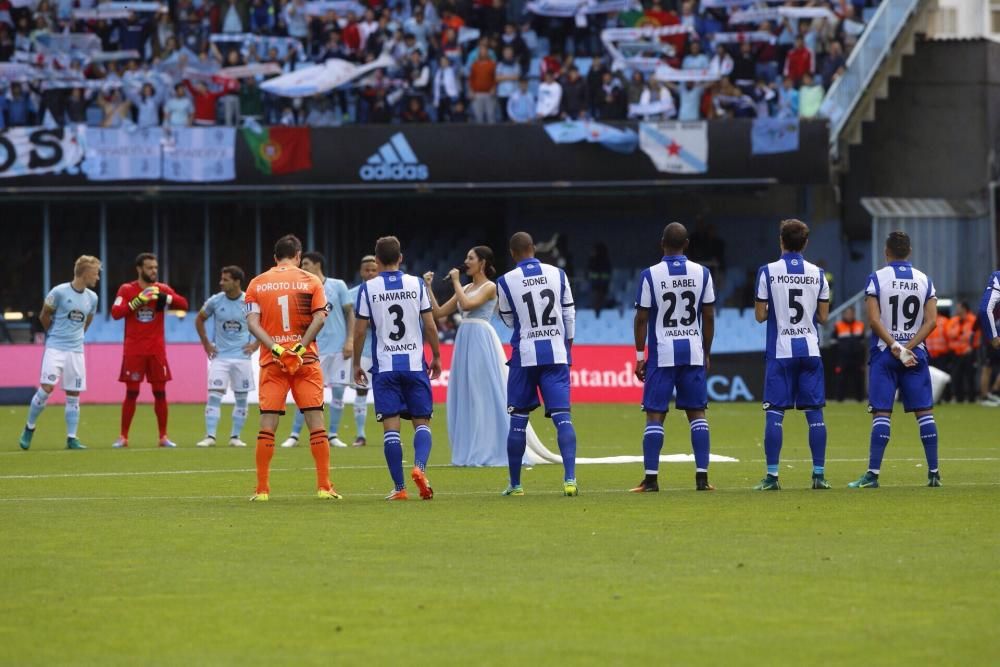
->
[270,343,287,361]
[128,286,159,311]
[154,291,174,312]
[290,343,306,357]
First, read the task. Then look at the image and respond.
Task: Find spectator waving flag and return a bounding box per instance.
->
[639,121,708,174]
[242,125,313,175]
[751,117,800,155]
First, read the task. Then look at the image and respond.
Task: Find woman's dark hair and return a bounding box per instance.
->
[471,245,497,279]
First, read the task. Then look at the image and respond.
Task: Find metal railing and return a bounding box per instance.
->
[820,0,923,156]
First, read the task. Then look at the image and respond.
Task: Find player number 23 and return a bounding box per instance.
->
[662,290,697,328]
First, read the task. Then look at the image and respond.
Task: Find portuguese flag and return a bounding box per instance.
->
[242,126,312,175]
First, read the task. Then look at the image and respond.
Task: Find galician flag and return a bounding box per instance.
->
[639,121,708,174]
[242,126,312,175]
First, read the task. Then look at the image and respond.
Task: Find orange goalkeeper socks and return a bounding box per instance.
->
[309,428,331,491]
[256,430,275,493]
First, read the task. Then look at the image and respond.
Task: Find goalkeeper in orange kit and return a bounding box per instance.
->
[244,234,341,501]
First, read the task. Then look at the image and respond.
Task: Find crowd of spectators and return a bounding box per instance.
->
[0,0,878,128]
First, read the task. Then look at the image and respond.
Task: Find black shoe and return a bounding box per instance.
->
[695,471,714,491]
[629,479,659,493]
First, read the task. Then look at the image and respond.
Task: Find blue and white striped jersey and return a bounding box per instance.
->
[44,282,98,352]
[497,259,576,367]
[865,261,936,353]
[980,270,1000,343]
[355,271,430,374]
[201,291,253,359]
[756,253,829,359]
[315,277,351,355]
[635,256,715,367]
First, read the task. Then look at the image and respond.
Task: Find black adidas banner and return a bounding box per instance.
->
[0,119,828,192]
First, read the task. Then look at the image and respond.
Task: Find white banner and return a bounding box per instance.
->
[304,1,367,16]
[730,6,837,24]
[639,121,708,174]
[527,0,636,17]
[652,63,719,82]
[711,31,778,46]
[82,127,163,181]
[162,127,235,182]
[0,127,84,179]
[260,54,394,97]
[216,63,283,80]
[601,25,694,69]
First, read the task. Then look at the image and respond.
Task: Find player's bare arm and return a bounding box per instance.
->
[84,313,94,332]
[633,307,649,382]
[816,300,830,325]
[195,310,218,358]
[39,302,56,331]
[246,312,276,350]
[702,304,715,371]
[342,303,355,359]
[451,272,497,311]
[754,300,768,323]
[352,317,369,386]
[421,310,442,380]
[906,298,938,351]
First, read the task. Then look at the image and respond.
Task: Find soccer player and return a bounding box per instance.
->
[849,231,941,488]
[496,231,578,496]
[979,269,1000,404]
[194,266,258,448]
[110,252,189,448]
[245,234,341,501]
[753,219,831,490]
[631,223,716,492]
[347,255,379,446]
[280,252,354,449]
[19,255,101,450]
[353,236,441,501]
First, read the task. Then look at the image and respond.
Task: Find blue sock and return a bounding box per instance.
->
[290,409,305,439]
[764,409,784,476]
[64,395,80,438]
[642,421,665,474]
[689,418,710,472]
[26,387,50,429]
[868,416,892,473]
[917,414,939,472]
[231,392,248,438]
[328,385,345,438]
[413,424,432,471]
[204,391,223,438]
[551,411,577,481]
[506,413,529,487]
[805,409,827,475]
[383,430,405,491]
[353,393,367,439]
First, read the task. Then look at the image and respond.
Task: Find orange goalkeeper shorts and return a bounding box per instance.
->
[258,361,324,415]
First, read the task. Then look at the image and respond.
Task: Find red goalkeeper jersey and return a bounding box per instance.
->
[111,281,190,355]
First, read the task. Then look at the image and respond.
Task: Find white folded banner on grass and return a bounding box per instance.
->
[260,54,394,97]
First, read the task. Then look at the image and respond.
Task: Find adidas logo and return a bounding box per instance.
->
[359,133,429,182]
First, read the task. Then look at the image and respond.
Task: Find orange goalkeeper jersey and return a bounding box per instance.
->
[244,264,327,367]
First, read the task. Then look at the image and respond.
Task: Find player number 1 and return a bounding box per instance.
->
[277,294,291,332]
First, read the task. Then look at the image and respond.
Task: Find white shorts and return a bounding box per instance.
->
[40,348,86,391]
[354,356,373,390]
[320,353,352,387]
[207,357,255,393]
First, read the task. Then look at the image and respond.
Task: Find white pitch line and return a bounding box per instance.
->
[3,481,1000,503]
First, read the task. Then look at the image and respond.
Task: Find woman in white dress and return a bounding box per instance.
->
[423,246,508,466]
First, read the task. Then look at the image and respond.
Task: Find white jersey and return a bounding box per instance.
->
[497,259,575,367]
[355,271,430,374]
[756,253,830,359]
[635,255,715,367]
[865,261,936,353]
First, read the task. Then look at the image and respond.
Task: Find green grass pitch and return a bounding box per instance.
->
[2,401,998,665]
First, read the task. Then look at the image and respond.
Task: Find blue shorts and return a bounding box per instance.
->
[642,365,707,413]
[868,347,933,413]
[507,363,571,417]
[372,371,433,421]
[763,356,825,410]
